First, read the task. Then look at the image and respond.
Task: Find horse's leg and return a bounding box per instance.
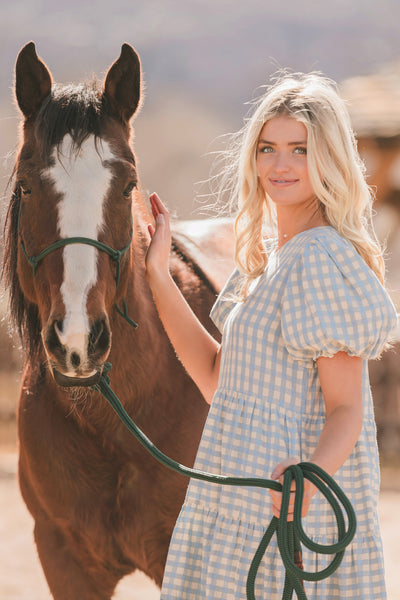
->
[34,519,122,600]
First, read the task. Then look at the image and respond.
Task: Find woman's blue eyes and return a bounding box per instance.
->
[294,147,307,155]
[260,146,274,153]
[259,146,307,155]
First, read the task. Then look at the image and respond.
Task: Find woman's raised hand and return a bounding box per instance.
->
[144,192,221,402]
[145,193,172,283]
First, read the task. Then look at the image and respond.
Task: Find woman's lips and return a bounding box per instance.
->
[269,178,299,186]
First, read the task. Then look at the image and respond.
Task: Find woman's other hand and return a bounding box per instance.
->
[269,457,316,521]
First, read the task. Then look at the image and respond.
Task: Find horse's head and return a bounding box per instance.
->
[6,42,142,386]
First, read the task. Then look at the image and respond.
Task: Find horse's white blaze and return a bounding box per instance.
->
[46,134,114,373]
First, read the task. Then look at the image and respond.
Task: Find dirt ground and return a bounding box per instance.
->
[1,436,399,599]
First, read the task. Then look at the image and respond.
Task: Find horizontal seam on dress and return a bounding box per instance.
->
[214,389,380,430]
[183,498,270,529]
[214,388,326,420]
[183,498,380,536]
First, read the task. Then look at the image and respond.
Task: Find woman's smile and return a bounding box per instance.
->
[269,178,299,186]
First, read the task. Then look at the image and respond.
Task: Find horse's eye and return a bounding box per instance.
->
[21,187,32,196]
[123,182,136,198]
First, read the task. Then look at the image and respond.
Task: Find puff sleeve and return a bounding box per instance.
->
[281,238,398,363]
[209,268,242,333]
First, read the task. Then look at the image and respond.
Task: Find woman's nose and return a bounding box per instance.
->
[273,153,290,171]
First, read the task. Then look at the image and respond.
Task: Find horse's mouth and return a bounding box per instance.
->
[52,368,102,388]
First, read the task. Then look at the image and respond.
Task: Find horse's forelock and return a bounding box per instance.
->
[35,80,106,161]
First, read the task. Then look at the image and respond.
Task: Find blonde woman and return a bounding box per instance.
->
[145,73,398,599]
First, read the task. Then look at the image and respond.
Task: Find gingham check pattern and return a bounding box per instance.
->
[161,226,398,600]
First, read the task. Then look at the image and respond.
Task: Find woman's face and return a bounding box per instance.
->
[256,114,315,208]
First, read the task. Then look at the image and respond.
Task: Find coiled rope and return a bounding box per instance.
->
[92,363,357,600]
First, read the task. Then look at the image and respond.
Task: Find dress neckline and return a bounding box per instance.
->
[271,225,336,257]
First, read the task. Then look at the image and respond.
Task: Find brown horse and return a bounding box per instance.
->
[3,42,233,599]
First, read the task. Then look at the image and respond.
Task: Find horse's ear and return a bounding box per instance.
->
[103,44,141,123]
[15,42,52,119]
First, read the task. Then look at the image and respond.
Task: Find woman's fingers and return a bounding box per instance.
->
[270,489,304,521]
[149,192,169,220]
[145,192,172,282]
[270,489,296,510]
[148,193,170,239]
[271,497,295,521]
[269,456,302,521]
[271,456,300,481]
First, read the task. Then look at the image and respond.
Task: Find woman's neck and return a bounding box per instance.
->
[276,200,328,249]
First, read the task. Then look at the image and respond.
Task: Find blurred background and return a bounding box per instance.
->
[1,0,400,598]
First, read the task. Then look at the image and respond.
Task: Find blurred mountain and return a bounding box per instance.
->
[2,0,400,217]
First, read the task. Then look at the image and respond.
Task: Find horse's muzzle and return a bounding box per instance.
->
[44,316,111,388]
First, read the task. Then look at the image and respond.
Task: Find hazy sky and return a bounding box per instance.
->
[2,0,400,215]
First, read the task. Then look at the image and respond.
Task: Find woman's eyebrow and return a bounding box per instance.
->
[257,139,307,145]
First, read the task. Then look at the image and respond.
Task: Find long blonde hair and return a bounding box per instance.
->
[216,72,385,297]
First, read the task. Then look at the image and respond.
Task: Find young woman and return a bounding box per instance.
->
[145,73,398,599]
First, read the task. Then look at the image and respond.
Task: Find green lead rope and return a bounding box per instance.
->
[92,363,357,600]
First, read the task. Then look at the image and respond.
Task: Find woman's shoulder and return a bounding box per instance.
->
[286,224,397,323]
[272,226,354,263]
[296,225,355,258]
[281,226,398,362]
[295,226,377,280]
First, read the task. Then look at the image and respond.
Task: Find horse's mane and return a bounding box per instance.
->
[171,236,218,296]
[2,186,41,359]
[2,81,108,359]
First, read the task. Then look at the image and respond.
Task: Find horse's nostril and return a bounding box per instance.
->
[88,318,110,358]
[46,320,66,357]
[71,352,81,368]
[89,320,104,350]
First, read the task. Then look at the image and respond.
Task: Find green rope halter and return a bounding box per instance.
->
[19,232,133,288]
[18,199,137,328]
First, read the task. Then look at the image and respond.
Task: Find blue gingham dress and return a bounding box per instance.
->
[160,226,398,600]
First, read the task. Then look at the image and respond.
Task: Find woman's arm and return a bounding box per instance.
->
[269,351,363,519]
[145,193,221,404]
[309,351,363,472]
